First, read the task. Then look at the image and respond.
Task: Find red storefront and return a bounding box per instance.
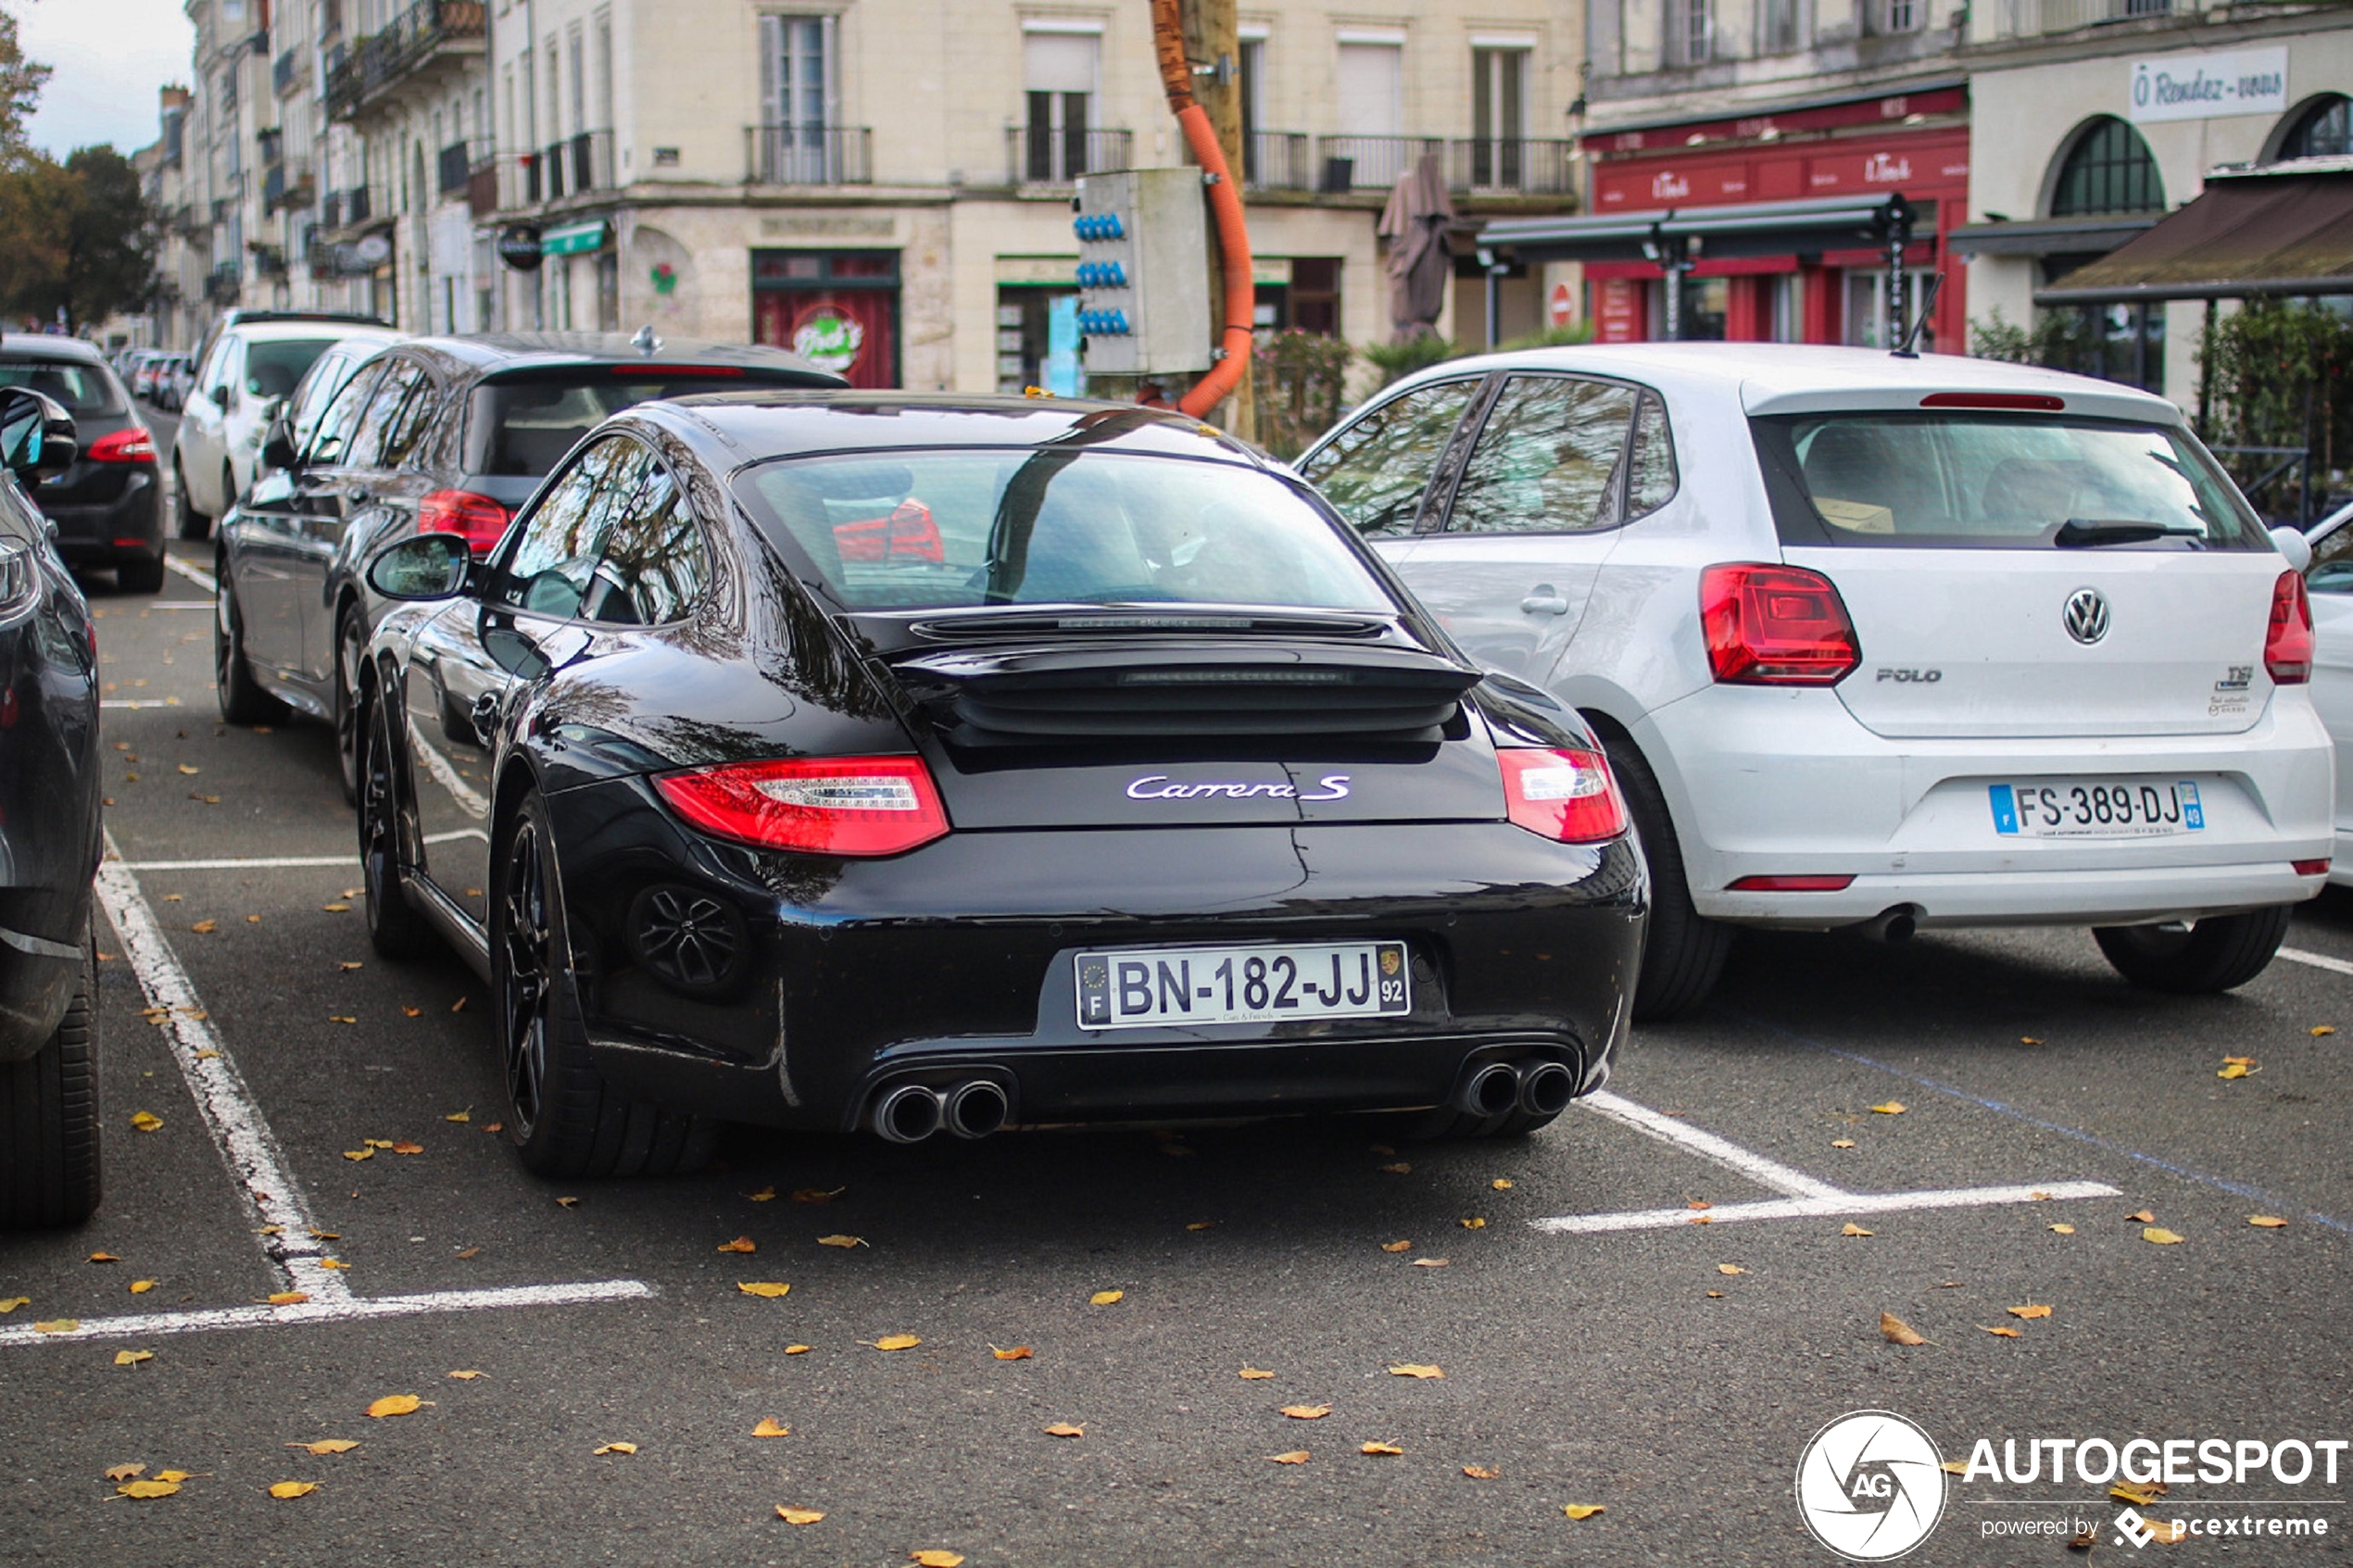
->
[1578,85,1970,352]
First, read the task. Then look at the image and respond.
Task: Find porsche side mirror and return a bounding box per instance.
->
[367,532,472,600]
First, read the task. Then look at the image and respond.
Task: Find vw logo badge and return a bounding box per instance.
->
[1794,1410,1947,1561]
[2063,587,2111,646]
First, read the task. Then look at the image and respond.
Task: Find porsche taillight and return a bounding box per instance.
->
[1497,746,1629,845]
[653,755,950,857]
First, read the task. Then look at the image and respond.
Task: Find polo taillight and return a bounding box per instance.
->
[653,755,950,857]
[2266,570,2313,685]
[1700,563,1860,685]
[419,489,513,556]
[86,428,157,465]
[1497,746,1629,845]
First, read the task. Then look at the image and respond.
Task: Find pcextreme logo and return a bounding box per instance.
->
[1795,1411,1948,1561]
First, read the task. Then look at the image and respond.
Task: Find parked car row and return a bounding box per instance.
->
[113,348,193,411]
[2,335,165,592]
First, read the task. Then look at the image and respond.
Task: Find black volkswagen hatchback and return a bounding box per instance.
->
[359,394,1645,1177]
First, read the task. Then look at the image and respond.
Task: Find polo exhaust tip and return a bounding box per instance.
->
[1456,1060,1522,1119]
[1516,1059,1576,1118]
[873,1083,943,1144]
[943,1079,1011,1140]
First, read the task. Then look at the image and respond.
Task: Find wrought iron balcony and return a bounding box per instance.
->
[1006,126,1132,187]
[1999,0,2171,31]
[261,158,316,214]
[1312,134,1444,193]
[744,124,874,185]
[1245,131,1314,191]
[1447,136,1578,196]
[325,0,486,122]
[273,47,303,98]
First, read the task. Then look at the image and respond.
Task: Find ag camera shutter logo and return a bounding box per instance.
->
[1795,1411,1948,1561]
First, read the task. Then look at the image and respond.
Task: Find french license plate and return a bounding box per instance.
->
[1989,780,2204,838]
[1076,942,1410,1030]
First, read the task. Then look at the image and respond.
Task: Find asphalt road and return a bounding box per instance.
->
[5,533,2351,1566]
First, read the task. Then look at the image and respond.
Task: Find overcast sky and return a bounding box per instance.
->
[17,0,198,159]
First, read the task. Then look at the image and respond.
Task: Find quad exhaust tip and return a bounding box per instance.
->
[872,1077,1013,1143]
[873,1082,945,1144]
[944,1079,1011,1140]
[1453,1057,1579,1120]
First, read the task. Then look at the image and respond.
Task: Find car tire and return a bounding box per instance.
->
[0,946,102,1229]
[494,791,713,1179]
[214,564,287,725]
[115,550,167,594]
[1596,725,1733,1021]
[333,604,365,807]
[173,458,208,541]
[2093,906,2295,994]
[359,688,434,961]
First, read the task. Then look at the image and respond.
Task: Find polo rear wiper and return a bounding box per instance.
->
[2053,517,2207,547]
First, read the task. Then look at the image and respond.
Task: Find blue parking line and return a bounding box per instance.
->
[1718,1008,2351,1235]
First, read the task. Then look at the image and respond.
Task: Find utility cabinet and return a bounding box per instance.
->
[1072,167,1212,377]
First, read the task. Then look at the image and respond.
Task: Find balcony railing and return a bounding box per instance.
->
[467,153,499,219]
[500,131,616,207]
[1448,136,1578,195]
[1244,131,1314,191]
[2001,0,2171,31]
[435,138,478,194]
[273,47,303,98]
[205,262,242,304]
[325,0,487,121]
[1007,126,1132,186]
[261,159,315,213]
[1311,135,1441,193]
[745,124,874,185]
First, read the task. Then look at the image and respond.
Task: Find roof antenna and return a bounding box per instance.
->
[1893,273,1944,359]
[631,324,661,357]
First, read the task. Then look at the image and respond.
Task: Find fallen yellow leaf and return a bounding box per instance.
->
[366,1395,422,1418]
[155,1470,194,1484]
[1831,1139,1856,1148]
[1491,1179,1515,1190]
[189,921,216,934]
[752,1419,791,1438]
[869,1335,921,1351]
[1360,1441,1403,1455]
[444,1110,470,1123]
[1842,1223,1874,1237]
[2218,1061,2251,1080]
[816,1235,865,1248]
[1239,1367,1274,1380]
[105,1464,144,1481]
[322,903,350,913]
[1185,1221,1214,1231]
[289,1440,358,1455]
[1459,1217,1487,1230]
[268,1292,309,1306]
[737,1282,793,1298]
[791,1187,845,1204]
[1880,1312,1927,1347]
[2007,1303,2053,1320]
[130,1111,163,1133]
[1463,1465,1499,1479]
[743,1187,776,1202]
[338,961,363,972]
[1688,1213,1713,1225]
[0,1297,26,1313]
[785,1344,812,1355]
[390,1141,423,1155]
[1380,1239,1412,1253]
[1043,1423,1084,1438]
[1378,1162,1412,1174]
[1564,1504,1605,1520]
[2311,1025,2336,1036]
[88,1251,120,1263]
[775,1506,825,1524]
[1267,1450,1310,1465]
[118,1479,180,1499]
[2049,1223,2076,1235]
[1388,1364,1443,1380]
[402,1007,422,1018]
[1687,1200,1712,1211]
[912,1553,964,1568]
[2143,1225,2184,1245]
[2250,1215,2289,1228]
[716,1236,756,1253]
[1088,1289,1124,1306]
[1281,1404,1331,1420]
[447,1371,484,1381]
[1718,1263,1746,1276]
[1411,1258,1449,1268]
[177,764,198,775]
[594,1442,637,1456]
[1940,1461,1968,1474]
[342,1148,372,1161]
[1870,1102,1906,1115]
[2113,1481,2169,1507]
[2020,1035,2043,1045]
[1706,1290,1725,1298]
[553,1196,577,1207]
[268,1481,317,1499]
[2126,1210,2155,1223]
[991,1346,1033,1361]
[1980,1325,2021,1337]
[318,1260,350,1271]
[32,1319,77,1334]
[114,1349,154,1366]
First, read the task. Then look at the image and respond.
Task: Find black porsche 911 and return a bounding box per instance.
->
[357,393,1646,1177]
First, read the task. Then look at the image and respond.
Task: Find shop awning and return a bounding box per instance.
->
[541,220,609,257]
[2032,157,2353,306]
[1946,214,2158,258]
[1482,193,1920,264]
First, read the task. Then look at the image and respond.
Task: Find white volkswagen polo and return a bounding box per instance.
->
[1298,345,2332,1018]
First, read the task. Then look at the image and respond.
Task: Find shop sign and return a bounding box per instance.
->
[1548,282,1576,329]
[497,225,543,271]
[2128,46,2287,123]
[791,301,866,373]
[541,220,609,257]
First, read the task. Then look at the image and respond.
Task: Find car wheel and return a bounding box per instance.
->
[214,563,287,725]
[115,550,166,594]
[359,688,434,961]
[2093,906,2295,994]
[493,790,713,1179]
[333,605,365,807]
[0,945,101,1228]
[173,458,208,541]
[1598,726,1733,1021]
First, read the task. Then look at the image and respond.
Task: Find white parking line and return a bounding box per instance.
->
[113,855,356,871]
[164,554,217,595]
[2279,946,2353,979]
[100,698,187,709]
[0,834,656,1351]
[1534,1091,2120,1236]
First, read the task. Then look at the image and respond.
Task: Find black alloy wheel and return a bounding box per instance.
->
[333,606,366,806]
[2093,906,2295,993]
[359,689,432,960]
[498,810,556,1144]
[213,565,286,725]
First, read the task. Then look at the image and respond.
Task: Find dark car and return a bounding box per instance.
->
[0,389,105,1226]
[217,332,843,802]
[354,393,1647,1178]
[0,336,165,593]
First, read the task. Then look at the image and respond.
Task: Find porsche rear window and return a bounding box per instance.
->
[1751,412,2268,551]
[466,371,809,479]
[736,450,1397,613]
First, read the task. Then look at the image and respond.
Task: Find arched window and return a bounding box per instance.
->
[2048,117,2165,217]
[2274,95,2352,161]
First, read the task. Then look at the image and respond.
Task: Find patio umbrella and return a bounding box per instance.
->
[1379,151,1457,343]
